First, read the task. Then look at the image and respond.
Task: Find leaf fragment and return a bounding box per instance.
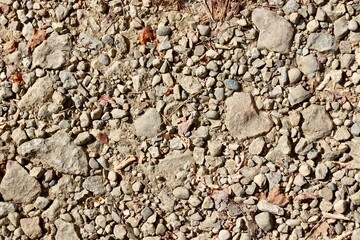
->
[98,94,115,106]
[138,26,155,45]
[3,40,18,53]
[96,132,108,144]
[267,185,289,207]
[11,71,24,85]
[28,28,47,49]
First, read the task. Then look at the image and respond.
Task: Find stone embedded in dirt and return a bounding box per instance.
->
[296,54,320,77]
[306,32,337,52]
[17,131,89,175]
[255,212,274,232]
[32,33,72,69]
[17,75,55,110]
[134,108,162,138]
[0,161,41,204]
[252,8,294,53]
[20,217,43,239]
[301,105,333,141]
[225,92,273,141]
[0,202,16,218]
[54,219,81,240]
[178,75,202,94]
[82,175,106,195]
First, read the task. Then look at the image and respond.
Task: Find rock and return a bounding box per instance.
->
[350,191,360,205]
[257,200,284,216]
[134,108,162,138]
[334,200,347,214]
[20,217,43,239]
[54,219,80,240]
[17,131,89,175]
[352,229,360,240]
[225,92,273,140]
[32,33,72,69]
[114,34,129,54]
[334,126,351,141]
[98,53,110,66]
[301,105,333,141]
[348,19,359,31]
[55,5,69,21]
[11,127,28,145]
[0,202,16,218]
[252,8,294,53]
[282,0,299,15]
[306,19,320,32]
[297,54,320,77]
[74,132,93,146]
[82,175,106,195]
[315,163,328,180]
[249,137,266,155]
[334,17,349,39]
[197,25,211,36]
[173,187,190,200]
[114,225,127,239]
[105,61,121,77]
[255,212,274,232]
[0,161,41,204]
[41,199,64,221]
[306,32,337,52]
[253,174,267,188]
[224,79,241,91]
[157,25,171,36]
[178,75,202,94]
[17,75,54,110]
[288,68,302,84]
[288,85,311,106]
[218,229,232,240]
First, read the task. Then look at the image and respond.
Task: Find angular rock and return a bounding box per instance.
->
[252,8,294,53]
[0,202,16,218]
[301,105,333,141]
[306,32,337,52]
[54,219,80,240]
[134,108,162,138]
[17,75,54,110]
[225,92,273,140]
[32,33,72,69]
[20,217,43,239]
[288,85,311,106]
[17,131,89,175]
[257,200,284,216]
[82,175,106,195]
[255,212,274,232]
[297,54,320,76]
[0,161,41,204]
[178,75,202,94]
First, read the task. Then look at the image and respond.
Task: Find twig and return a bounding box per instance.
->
[322,212,350,221]
[304,218,325,240]
[114,155,137,171]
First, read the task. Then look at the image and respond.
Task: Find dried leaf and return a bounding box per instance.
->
[255,192,267,201]
[322,212,349,221]
[98,94,115,106]
[138,26,155,45]
[3,40,18,53]
[178,118,194,136]
[96,132,108,144]
[28,28,47,49]
[308,221,330,240]
[163,133,173,140]
[267,185,289,207]
[11,71,24,85]
[0,3,10,14]
[294,192,317,201]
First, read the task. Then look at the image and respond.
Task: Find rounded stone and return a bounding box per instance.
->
[98,53,110,66]
[348,19,359,31]
[334,200,347,214]
[219,229,232,240]
[173,187,190,200]
[255,212,273,232]
[299,164,311,177]
[224,79,241,91]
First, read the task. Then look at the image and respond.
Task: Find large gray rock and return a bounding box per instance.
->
[32,33,72,69]
[0,161,41,204]
[225,92,273,141]
[17,131,89,175]
[54,219,81,240]
[134,108,162,138]
[301,105,333,141]
[306,32,337,52]
[17,75,54,110]
[178,76,202,94]
[252,8,294,53]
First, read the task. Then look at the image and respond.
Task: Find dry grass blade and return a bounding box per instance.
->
[203,0,242,22]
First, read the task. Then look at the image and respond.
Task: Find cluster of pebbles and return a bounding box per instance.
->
[0,0,360,239]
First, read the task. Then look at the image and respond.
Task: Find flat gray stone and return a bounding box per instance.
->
[255,212,274,232]
[178,76,202,94]
[301,105,333,141]
[82,176,106,195]
[252,8,294,53]
[17,75,54,110]
[306,32,337,52]
[0,161,41,204]
[20,217,43,239]
[134,108,162,138]
[32,33,72,69]
[297,54,320,77]
[288,85,311,106]
[17,131,89,175]
[54,219,81,240]
[225,92,273,141]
